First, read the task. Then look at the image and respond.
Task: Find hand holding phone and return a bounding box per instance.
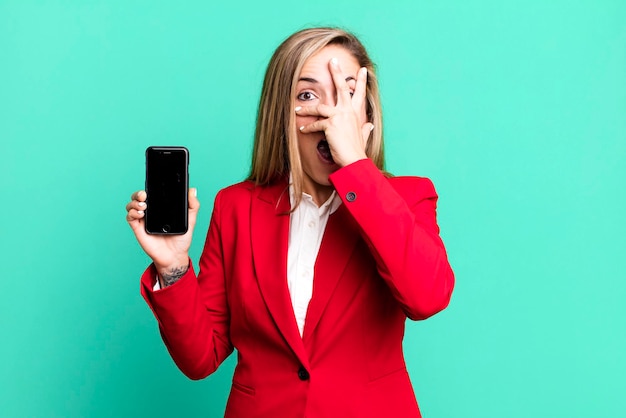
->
[125,146,199,280]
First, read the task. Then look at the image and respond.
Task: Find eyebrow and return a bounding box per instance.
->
[298,76,356,84]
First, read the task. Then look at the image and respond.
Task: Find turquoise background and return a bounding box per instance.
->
[1,1,624,417]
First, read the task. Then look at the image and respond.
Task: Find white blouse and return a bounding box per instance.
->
[287,187,342,336]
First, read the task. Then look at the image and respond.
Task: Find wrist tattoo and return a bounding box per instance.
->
[161,265,189,287]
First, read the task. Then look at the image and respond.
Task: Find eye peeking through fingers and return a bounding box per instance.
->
[296,91,317,101]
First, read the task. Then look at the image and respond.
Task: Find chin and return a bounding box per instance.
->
[312,169,336,187]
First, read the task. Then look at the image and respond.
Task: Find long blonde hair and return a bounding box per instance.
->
[248,27,385,208]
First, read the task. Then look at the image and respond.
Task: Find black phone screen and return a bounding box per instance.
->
[145,146,189,235]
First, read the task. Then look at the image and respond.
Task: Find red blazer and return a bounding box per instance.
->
[141,159,454,417]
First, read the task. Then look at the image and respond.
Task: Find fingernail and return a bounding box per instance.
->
[361,67,368,76]
[137,210,144,215]
[194,188,197,197]
[138,202,146,207]
[295,106,302,112]
[331,57,338,66]
[370,124,375,131]
[299,126,304,131]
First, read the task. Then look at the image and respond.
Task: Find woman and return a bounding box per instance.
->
[126,27,454,418]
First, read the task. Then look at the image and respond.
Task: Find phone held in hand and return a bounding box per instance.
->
[145,146,189,235]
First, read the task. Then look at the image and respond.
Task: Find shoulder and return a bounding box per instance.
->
[330,159,439,207]
[212,180,256,213]
[216,180,256,199]
[213,179,288,209]
[387,175,437,200]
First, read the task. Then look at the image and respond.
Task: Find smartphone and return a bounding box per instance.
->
[145,146,189,235]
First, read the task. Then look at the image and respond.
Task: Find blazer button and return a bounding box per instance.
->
[297,367,310,381]
[346,191,357,202]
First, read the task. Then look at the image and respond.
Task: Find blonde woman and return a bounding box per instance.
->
[126,27,454,417]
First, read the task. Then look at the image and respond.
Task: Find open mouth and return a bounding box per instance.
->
[317,139,335,164]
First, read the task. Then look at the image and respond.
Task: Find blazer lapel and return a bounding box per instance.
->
[302,204,360,341]
[250,181,310,369]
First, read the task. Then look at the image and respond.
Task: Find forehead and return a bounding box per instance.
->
[299,44,360,77]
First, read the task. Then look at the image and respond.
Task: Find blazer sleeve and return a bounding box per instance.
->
[329,158,455,320]
[140,190,233,380]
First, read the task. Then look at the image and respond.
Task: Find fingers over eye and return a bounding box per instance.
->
[295,104,332,117]
[354,67,368,102]
[329,58,353,105]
